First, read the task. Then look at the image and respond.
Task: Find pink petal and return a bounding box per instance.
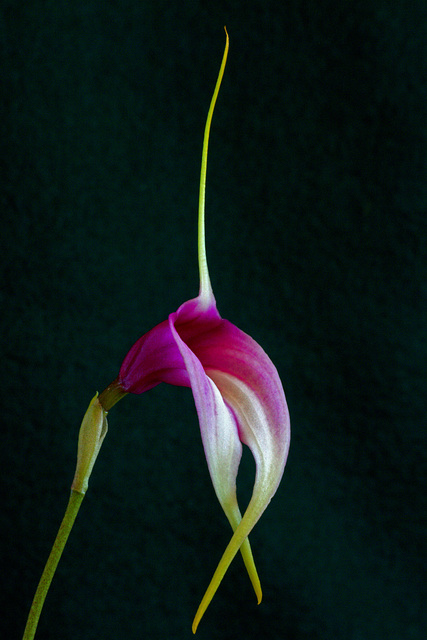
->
[119,318,190,392]
[118,294,290,628]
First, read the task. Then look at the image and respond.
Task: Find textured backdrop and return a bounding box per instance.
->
[1,1,426,639]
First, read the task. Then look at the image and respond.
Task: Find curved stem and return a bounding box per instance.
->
[198,28,229,306]
[23,385,125,638]
[22,490,85,640]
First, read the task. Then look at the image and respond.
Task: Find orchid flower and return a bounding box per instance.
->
[102,29,290,631]
[22,29,290,640]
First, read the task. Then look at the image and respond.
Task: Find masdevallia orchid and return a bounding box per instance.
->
[104,29,290,631]
[22,29,290,640]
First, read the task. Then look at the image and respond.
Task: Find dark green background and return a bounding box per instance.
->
[1,1,426,639]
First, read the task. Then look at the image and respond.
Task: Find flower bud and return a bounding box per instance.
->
[71,393,108,494]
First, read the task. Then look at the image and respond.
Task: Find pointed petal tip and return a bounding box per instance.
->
[191,558,262,634]
[255,581,262,605]
[239,537,262,602]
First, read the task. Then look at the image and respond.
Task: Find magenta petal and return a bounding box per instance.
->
[119,293,290,505]
[197,318,290,467]
[119,318,190,393]
[117,292,290,626]
[119,295,222,393]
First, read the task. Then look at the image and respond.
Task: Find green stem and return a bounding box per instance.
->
[22,490,85,640]
[99,377,128,410]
